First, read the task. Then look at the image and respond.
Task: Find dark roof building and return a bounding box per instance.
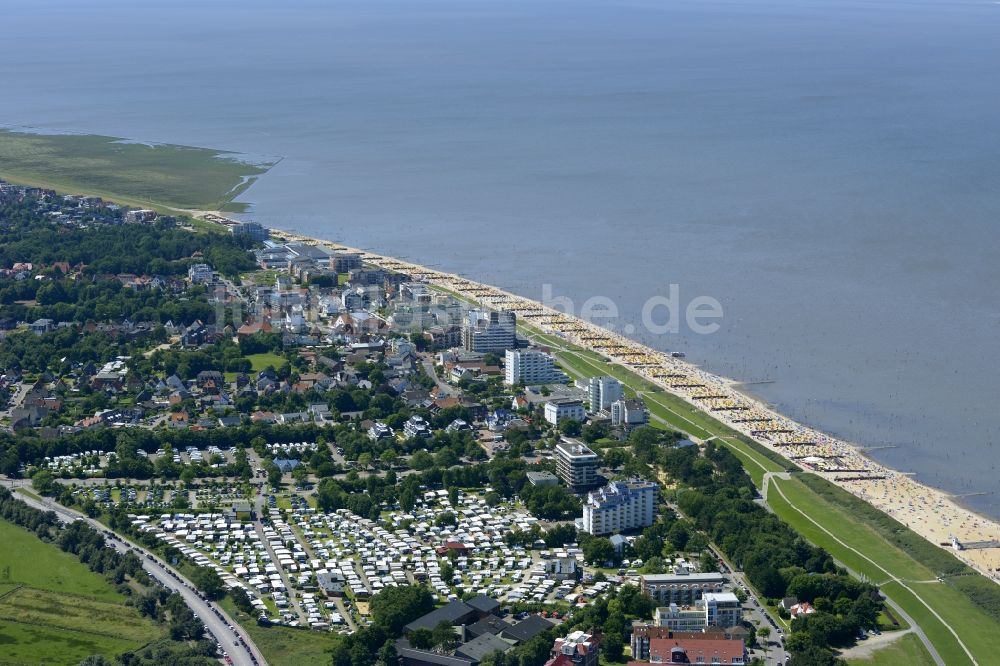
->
[465,616,512,640]
[502,615,555,643]
[317,572,345,596]
[404,600,478,633]
[397,646,476,666]
[455,634,513,662]
[639,635,746,665]
[466,594,501,616]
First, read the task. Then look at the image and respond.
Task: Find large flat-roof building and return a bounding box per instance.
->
[231,221,269,242]
[581,479,659,535]
[640,571,726,605]
[505,349,568,386]
[703,592,742,629]
[651,605,706,633]
[649,592,742,633]
[555,439,600,492]
[526,470,560,487]
[463,309,516,354]
[644,635,746,665]
[544,398,586,426]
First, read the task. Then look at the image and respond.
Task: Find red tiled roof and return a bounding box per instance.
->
[647,636,745,664]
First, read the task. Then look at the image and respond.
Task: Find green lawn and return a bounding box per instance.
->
[14,488,41,502]
[0,128,274,212]
[219,597,343,666]
[0,520,122,602]
[246,352,287,373]
[0,520,163,665]
[847,633,937,666]
[0,586,161,644]
[0,618,142,666]
[768,476,1000,665]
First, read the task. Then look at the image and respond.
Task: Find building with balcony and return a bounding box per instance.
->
[586,376,623,412]
[640,571,726,606]
[403,415,433,439]
[581,479,659,535]
[544,398,586,426]
[555,439,600,492]
[463,309,517,354]
[610,398,648,428]
[505,349,568,386]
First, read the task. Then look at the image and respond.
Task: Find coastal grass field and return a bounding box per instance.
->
[0,128,274,213]
[0,520,122,601]
[219,596,342,666]
[515,322,1000,664]
[0,618,143,666]
[0,519,162,665]
[846,633,937,666]
[768,476,1000,665]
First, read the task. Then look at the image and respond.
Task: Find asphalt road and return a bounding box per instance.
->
[2,480,268,666]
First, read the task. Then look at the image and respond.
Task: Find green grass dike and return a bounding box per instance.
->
[768,475,1000,665]
[0,519,163,665]
[846,632,937,666]
[0,128,276,213]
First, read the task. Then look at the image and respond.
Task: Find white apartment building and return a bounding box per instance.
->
[504,349,568,386]
[641,571,726,605]
[654,604,708,632]
[587,376,624,412]
[187,263,215,284]
[231,221,269,242]
[704,592,742,628]
[652,592,742,631]
[403,415,432,439]
[610,398,649,427]
[367,422,394,441]
[544,399,586,426]
[581,479,659,535]
[555,438,600,492]
[463,309,516,353]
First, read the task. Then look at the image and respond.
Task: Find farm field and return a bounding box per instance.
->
[0,520,122,601]
[0,519,163,666]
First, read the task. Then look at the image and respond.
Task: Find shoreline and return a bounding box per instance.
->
[222,215,1000,582]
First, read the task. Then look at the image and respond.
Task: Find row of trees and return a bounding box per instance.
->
[0,487,148,590]
[0,202,256,278]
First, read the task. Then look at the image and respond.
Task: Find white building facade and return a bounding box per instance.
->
[587,376,624,412]
[463,309,516,353]
[649,592,742,633]
[555,439,600,491]
[544,399,586,426]
[504,349,568,385]
[581,479,659,535]
[610,398,648,427]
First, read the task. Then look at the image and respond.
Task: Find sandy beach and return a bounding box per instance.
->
[252,222,1000,581]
